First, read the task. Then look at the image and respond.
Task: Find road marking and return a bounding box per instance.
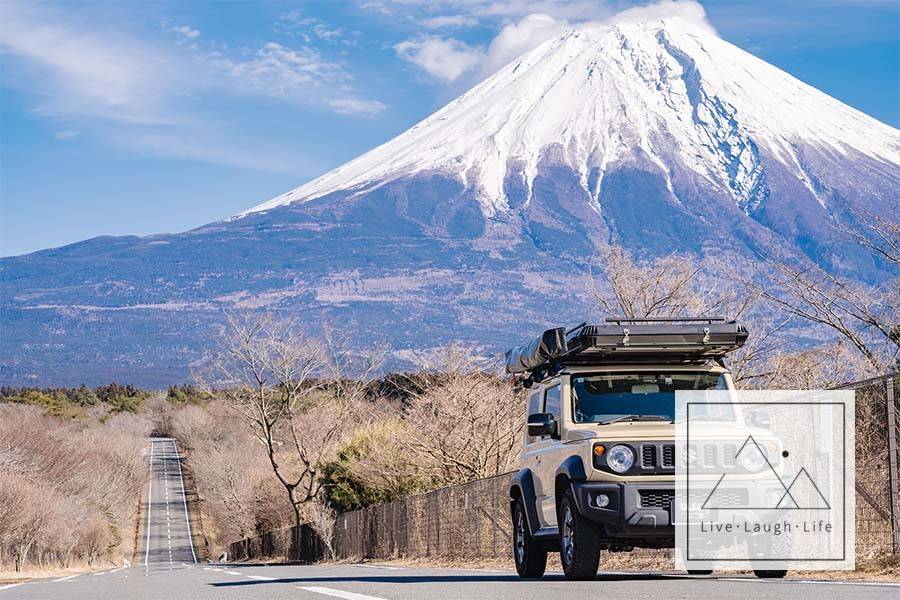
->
[52,574,79,582]
[144,440,154,567]
[299,587,388,600]
[172,439,198,564]
[224,570,243,576]
[0,583,24,591]
[246,574,276,581]
[353,564,401,570]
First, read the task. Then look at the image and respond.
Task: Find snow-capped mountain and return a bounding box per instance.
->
[2,18,898,386]
[245,19,897,224]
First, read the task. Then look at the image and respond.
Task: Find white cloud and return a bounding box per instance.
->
[391,1,717,85]
[209,42,348,97]
[329,97,388,116]
[420,15,479,29]
[479,13,566,77]
[394,37,484,82]
[53,129,80,140]
[173,25,200,40]
[276,11,351,43]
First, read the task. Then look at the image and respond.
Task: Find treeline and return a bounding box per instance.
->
[0,384,208,418]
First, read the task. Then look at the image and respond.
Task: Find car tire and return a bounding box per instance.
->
[512,499,547,578]
[753,569,787,579]
[558,489,602,580]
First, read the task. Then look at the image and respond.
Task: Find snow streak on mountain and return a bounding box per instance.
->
[2,18,898,386]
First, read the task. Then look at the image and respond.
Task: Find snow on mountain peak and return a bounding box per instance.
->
[239,18,900,218]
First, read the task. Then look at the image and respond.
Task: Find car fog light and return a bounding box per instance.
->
[595,493,610,508]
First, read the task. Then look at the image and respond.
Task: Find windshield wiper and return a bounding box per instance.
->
[600,415,671,425]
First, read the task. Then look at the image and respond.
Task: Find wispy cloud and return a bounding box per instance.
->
[0,2,181,125]
[420,15,479,29]
[0,1,387,173]
[276,11,357,44]
[172,25,200,40]
[53,129,80,140]
[329,97,388,116]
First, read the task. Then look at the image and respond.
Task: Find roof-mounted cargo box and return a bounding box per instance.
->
[504,317,748,375]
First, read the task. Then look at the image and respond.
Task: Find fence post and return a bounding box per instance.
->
[886,378,900,554]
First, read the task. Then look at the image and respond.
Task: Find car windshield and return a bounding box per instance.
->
[571,372,729,424]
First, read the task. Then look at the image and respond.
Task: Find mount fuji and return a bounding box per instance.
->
[2,18,898,386]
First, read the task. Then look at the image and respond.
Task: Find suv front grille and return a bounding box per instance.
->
[662,444,675,467]
[639,489,674,509]
[637,443,675,472]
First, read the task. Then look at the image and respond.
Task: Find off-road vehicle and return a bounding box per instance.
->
[506,318,788,580]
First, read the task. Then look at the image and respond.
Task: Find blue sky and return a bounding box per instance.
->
[1,0,897,257]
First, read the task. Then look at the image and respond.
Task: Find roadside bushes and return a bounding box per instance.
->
[0,405,151,571]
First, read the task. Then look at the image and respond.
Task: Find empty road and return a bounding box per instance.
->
[2,438,896,599]
[144,437,198,569]
[3,561,898,599]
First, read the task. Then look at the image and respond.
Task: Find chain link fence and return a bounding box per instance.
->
[230,374,900,564]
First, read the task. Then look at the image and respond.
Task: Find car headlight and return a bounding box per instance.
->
[739,446,766,472]
[607,444,635,473]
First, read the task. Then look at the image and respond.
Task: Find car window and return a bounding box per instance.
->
[527,391,542,416]
[544,384,561,422]
[570,371,728,423]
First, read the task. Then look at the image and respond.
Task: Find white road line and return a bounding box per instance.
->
[52,574,79,582]
[172,439,198,563]
[224,570,243,576]
[353,564,401,571]
[144,440,154,567]
[246,574,276,581]
[0,583,23,591]
[298,587,388,600]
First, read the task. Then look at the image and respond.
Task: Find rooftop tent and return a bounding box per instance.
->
[504,318,749,374]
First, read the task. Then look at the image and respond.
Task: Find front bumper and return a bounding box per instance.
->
[572,481,674,540]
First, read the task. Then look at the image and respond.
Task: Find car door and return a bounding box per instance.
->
[521,387,547,528]
[537,381,563,528]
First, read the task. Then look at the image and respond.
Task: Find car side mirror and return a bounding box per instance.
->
[528,413,557,438]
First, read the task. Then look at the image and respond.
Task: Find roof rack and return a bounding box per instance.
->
[505,317,748,375]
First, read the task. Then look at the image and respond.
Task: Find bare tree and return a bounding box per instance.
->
[833,207,900,266]
[588,244,790,386]
[398,347,524,486]
[749,257,899,373]
[200,313,383,527]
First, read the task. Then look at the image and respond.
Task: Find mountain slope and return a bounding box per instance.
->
[2,18,898,386]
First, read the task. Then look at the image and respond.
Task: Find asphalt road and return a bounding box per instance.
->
[2,438,896,599]
[143,437,198,569]
[4,561,899,600]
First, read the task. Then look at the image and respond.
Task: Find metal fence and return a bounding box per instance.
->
[836,373,900,557]
[230,374,900,563]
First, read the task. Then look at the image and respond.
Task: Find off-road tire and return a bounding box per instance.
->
[753,569,787,579]
[512,499,547,578]
[558,489,602,580]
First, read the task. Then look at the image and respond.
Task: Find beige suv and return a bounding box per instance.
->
[505,318,773,580]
